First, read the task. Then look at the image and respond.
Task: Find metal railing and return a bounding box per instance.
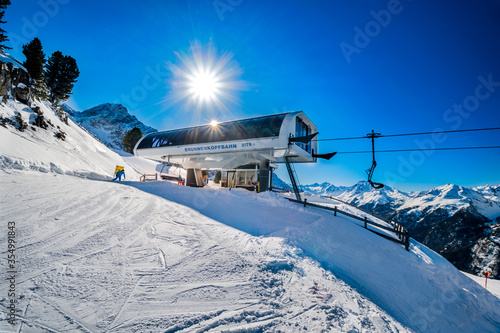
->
[287,197,410,251]
[323,195,392,223]
[271,186,293,193]
[140,173,158,182]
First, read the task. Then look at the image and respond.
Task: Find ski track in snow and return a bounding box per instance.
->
[0,173,408,332]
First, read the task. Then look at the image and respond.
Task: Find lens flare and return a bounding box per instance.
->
[163,41,246,122]
[189,70,219,100]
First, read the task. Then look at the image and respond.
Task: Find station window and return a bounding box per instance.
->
[295,118,311,153]
[236,170,257,186]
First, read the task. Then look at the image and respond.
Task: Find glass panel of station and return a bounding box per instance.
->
[294,117,312,153]
[137,113,287,149]
[220,164,259,190]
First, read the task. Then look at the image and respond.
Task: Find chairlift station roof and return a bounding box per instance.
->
[134,111,318,170]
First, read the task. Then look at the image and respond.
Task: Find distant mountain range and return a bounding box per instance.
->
[278,178,499,278]
[64,103,157,150]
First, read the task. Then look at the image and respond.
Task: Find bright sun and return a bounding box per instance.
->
[189,70,219,100]
[164,41,246,116]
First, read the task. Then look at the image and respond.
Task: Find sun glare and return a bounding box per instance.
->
[164,41,246,120]
[210,119,219,127]
[189,70,219,100]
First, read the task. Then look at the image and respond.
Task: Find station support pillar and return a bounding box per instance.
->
[258,161,271,192]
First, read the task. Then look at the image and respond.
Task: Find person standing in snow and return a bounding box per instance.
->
[178,175,183,185]
[112,169,125,181]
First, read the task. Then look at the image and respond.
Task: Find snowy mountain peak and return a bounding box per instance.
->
[69,103,157,150]
[79,103,133,119]
[423,183,467,200]
[352,180,372,192]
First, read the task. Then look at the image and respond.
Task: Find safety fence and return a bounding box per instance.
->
[270,186,293,193]
[323,195,393,223]
[140,173,158,182]
[286,197,410,251]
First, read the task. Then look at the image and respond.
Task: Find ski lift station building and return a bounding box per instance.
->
[134,111,321,192]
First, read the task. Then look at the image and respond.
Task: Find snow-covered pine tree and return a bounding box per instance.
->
[0,0,11,52]
[122,127,143,153]
[22,38,47,99]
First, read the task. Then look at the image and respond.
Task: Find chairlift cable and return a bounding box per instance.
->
[313,127,500,142]
[308,127,500,189]
[336,145,500,154]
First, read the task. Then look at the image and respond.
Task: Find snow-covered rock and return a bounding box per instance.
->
[0,52,31,104]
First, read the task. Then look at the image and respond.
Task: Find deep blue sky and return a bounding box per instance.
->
[6,0,500,191]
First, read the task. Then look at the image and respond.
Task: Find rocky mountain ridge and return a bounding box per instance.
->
[65,103,157,150]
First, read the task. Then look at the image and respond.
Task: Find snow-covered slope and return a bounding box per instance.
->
[1,99,500,332]
[67,103,157,150]
[0,99,157,180]
[462,271,500,299]
[0,174,410,332]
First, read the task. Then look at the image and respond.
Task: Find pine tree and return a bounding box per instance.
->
[122,127,143,153]
[0,0,11,52]
[22,38,47,99]
[214,170,221,184]
[22,38,45,79]
[45,51,80,103]
[57,55,79,101]
[45,51,63,102]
